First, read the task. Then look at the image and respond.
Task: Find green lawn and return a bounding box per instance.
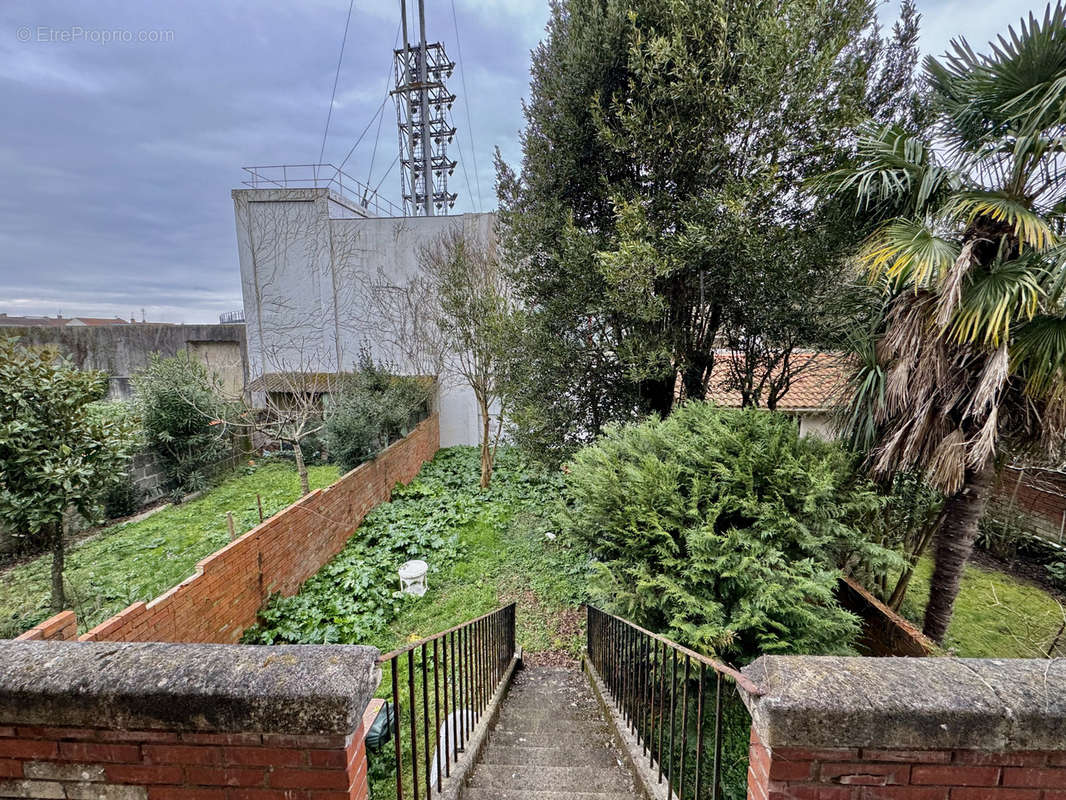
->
[899,555,1066,658]
[0,461,339,638]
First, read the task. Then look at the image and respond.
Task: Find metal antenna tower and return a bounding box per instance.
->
[392,0,458,216]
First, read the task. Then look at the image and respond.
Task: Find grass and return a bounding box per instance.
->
[242,447,590,800]
[0,460,339,638]
[898,555,1066,658]
[249,447,590,659]
[374,505,589,659]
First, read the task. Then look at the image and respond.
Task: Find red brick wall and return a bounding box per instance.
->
[991,467,1066,541]
[0,716,372,800]
[836,577,936,657]
[747,727,1066,800]
[19,416,439,645]
[15,610,77,642]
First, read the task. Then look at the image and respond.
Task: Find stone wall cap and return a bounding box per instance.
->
[0,640,381,735]
[741,655,1066,752]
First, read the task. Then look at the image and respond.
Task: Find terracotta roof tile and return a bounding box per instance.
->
[707,351,848,411]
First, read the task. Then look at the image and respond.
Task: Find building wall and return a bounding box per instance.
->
[233,187,492,447]
[796,411,837,440]
[0,323,248,401]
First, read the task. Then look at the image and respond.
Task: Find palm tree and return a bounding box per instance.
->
[829,4,1066,643]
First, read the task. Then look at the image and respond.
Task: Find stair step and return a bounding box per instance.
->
[493,713,602,730]
[486,730,616,748]
[479,743,621,767]
[466,764,634,793]
[461,790,638,800]
[458,667,637,800]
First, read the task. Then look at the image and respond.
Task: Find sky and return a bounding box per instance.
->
[0,0,1054,324]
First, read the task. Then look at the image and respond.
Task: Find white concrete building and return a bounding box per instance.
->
[232,185,494,447]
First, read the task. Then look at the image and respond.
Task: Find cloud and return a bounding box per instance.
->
[0,0,1050,323]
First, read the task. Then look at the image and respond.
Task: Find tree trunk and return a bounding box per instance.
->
[640,375,676,419]
[293,441,310,496]
[49,521,66,613]
[888,506,944,611]
[922,464,994,643]
[478,395,492,489]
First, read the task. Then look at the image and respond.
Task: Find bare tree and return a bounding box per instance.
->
[384,225,510,488]
[179,338,337,496]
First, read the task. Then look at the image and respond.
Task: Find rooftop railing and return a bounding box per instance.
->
[241,163,405,218]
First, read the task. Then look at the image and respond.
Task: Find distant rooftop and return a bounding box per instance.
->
[0,313,134,328]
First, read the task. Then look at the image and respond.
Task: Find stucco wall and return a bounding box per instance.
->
[233,187,492,447]
[0,323,248,400]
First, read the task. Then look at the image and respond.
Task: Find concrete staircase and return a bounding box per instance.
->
[460,666,638,800]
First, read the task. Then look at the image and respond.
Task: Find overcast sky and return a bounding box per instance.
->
[0,0,1053,323]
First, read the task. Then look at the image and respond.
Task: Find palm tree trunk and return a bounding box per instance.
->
[922,464,994,643]
[49,520,66,613]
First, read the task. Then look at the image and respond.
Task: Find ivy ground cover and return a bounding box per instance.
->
[245,446,590,659]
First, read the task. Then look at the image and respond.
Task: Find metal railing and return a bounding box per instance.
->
[586,606,762,800]
[378,603,516,800]
[241,163,405,218]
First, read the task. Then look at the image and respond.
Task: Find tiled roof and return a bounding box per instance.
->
[706,351,848,411]
[68,317,130,326]
[0,314,68,327]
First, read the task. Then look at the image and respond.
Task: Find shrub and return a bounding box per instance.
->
[324,359,431,473]
[132,354,231,494]
[101,474,143,519]
[561,402,897,663]
[86,401,147,518]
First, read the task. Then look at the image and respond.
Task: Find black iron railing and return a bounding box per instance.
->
[586,606,762,800]
[378,603,516,800]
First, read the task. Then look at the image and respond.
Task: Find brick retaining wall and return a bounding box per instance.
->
[836,577,937,657]
[0,641,379,800]
[742,655,1066,800]
[18,415,439,644]
[991,467,1066,542]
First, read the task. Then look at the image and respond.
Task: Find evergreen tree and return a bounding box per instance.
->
[499,0,922,461]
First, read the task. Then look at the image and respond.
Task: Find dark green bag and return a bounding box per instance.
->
[365,702,395,752]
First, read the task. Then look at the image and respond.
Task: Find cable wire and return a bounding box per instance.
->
[366,23,402,185]
[450,0,482,211]
[337,96,389,174]
[319,0,356,165]
[373,153,401,195]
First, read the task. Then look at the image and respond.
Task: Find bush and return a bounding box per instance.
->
[324,359,431,473]
[561,402,897,663]
[102,474,143,519]
[132,354,232,494]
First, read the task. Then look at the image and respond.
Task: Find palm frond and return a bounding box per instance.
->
[947,190,1057,249]
[837,328,884,456]
[1011,314,1066,397]
[949,259,1044,346]
[925,428,968,494]
[1034,242,1066,302]
[860,218,960,288]
[818,124,956,216]
[927,4,1066,150]
[990,4,1066,136]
